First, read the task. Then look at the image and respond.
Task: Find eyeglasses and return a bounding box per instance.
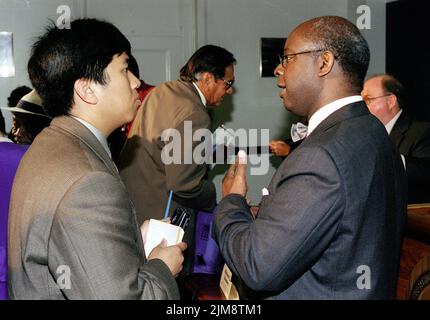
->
[278,49,325,68]
[222,78,235,90]
[363,93,393,105]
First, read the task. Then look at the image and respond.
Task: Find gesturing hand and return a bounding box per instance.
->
[222,150,248,198]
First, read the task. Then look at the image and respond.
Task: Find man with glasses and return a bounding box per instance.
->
[119,45,236,277]
[214,16,406,299]
[362,74,430,203]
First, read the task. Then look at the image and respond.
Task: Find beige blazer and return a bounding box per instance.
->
[8,116,179,299]
[119,80,216,225]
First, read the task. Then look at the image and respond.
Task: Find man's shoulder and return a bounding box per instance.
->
[17,124,100,187]
[299,113,391,166]
[150,80,201,107]
[143,80,208,126]
[405,116,430,138]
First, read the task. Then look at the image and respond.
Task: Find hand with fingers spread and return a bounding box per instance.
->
[222,150,248,197]
[148,240,187,277]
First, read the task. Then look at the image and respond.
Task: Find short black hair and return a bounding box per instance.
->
[28,18,131,118]
[179,45,236,82]
[303,16,370,91]
[1,85,32,135]
[128,54,140,79]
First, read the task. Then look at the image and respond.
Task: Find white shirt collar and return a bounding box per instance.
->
[72,116,111,158]
[192,82,207,107]
[385,109,403,135]
[307,96,363,137]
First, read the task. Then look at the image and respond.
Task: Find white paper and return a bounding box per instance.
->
[219,264,239,300]
[144,219,184,258]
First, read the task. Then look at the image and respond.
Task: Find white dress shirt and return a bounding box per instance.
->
[307,95,363,137]
[385,109,403,135]
[193,82,207,107]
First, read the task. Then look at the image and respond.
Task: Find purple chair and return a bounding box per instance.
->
[0,142,28,300]
[193,210,224,274]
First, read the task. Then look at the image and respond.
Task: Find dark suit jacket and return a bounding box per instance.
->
[214,102,407,299]
[389,111,430,203]
[8,116,179,299]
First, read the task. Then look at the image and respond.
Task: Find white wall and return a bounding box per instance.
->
[203,0,350,203]
[0,0,195,133]
[348,0,387,76]
[85,0,196,85]
[0,0,84,133]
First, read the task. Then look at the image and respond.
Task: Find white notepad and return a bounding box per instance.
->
[144,219,185,258]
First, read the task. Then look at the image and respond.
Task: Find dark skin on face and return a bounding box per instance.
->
[275,27,319,119]
[274,20,354,122]
[223,17,365,201]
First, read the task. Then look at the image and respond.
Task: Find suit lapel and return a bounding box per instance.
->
[307,101,370,139]
[50,116,119,177]
[182,81,209,115]
[389,112,409,147]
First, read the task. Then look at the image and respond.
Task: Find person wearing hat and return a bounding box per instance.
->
[1,89,51,145]
[1,86,31,142]
[0,88,51,300]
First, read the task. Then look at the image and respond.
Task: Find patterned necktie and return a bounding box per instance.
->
[290,122,308,143]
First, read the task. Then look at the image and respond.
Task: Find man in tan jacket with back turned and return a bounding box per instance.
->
[8,18,186,300]
[119,45,236,274]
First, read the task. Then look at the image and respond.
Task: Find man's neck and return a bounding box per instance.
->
[307,87,359,121]
[69,110,113,137]
[385,109,403,134]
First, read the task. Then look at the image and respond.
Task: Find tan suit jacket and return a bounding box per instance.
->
[8,116,179,299]
[119,80,216,224]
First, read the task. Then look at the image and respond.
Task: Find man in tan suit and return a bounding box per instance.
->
[8,19,186,299]
[119,45,236,274]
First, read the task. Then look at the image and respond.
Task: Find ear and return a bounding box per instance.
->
[387,94,398,110]
[74,79,98,105]
[317,51,335,77]
[199,71,215,86]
